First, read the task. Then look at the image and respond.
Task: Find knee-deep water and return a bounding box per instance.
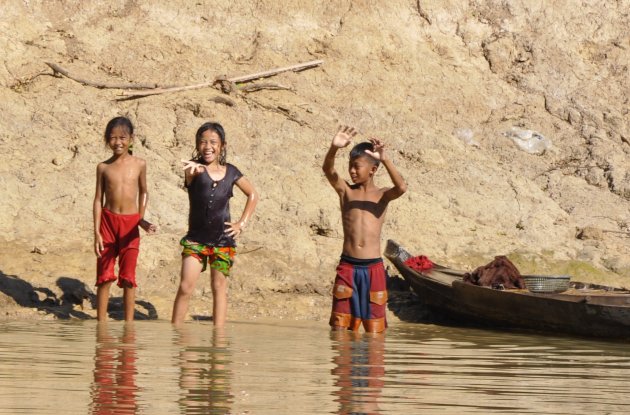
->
[1,319,629,414]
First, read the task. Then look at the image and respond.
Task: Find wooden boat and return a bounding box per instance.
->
[384,239,630,338]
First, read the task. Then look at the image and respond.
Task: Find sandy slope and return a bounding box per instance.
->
[0,0,629,321]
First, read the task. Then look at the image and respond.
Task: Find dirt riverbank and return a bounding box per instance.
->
[1,1,629,321]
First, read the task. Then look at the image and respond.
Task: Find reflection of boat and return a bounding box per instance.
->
[385,240,630,338]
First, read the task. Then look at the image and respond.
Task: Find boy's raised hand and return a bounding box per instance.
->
[331,125,358,148]
[365,138,387,161]
[181,159,205,175]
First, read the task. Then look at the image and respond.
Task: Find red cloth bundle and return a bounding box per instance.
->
[404,255,434,272]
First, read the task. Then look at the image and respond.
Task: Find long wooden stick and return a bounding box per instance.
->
[239,83,293,93]
[227,59,323,83]
[119,59,323,97]
[119,81,216,97]
[45,62,161,90]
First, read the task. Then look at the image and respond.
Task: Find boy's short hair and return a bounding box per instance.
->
[350,142,379,166]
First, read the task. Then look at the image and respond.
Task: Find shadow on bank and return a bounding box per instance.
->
[0,270,157,320]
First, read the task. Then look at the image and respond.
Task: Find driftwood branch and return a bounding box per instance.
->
[119,59,323,98]
[238,246,264,255]
[239,82,293,93]
[119,81,216,97]
[228,60,323,83]
[45,62,161,90]
[46,59,321,100]
[242,95,308,126]
[9,70,49,90]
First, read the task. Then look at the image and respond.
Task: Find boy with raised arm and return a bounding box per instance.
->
[322,125,407,333]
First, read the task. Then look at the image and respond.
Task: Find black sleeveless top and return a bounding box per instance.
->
[184,163,243,247]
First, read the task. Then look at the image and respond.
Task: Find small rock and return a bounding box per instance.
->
[576,226,604,241]
[567,108,582,126]
[31,246,47,255]
[503,127,551,155]
[453,128,479,147]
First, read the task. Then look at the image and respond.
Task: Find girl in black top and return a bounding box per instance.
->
[172,122,258,327]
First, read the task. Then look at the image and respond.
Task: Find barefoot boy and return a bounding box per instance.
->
[93,117,156,322]
[322,125,407,332]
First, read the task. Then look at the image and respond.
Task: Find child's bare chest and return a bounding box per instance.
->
[104,162,139,185]
[342,190,387,219]
[344,188,383,204]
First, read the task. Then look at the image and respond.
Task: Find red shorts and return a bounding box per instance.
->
[96,209,140,288]
[329,255,388,333]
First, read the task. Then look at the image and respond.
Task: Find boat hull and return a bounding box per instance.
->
[385,240,630,338]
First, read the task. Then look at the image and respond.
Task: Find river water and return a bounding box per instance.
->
[0,319,629,414]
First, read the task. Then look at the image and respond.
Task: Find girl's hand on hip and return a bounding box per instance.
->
[224,221,244,239]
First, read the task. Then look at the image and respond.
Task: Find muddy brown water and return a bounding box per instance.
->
[0,319,629,414]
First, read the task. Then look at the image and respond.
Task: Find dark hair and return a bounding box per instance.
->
[104,117,134,155]
[193,122,227,165]
[350,142,379,166]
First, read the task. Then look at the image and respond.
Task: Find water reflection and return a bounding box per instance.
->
[4,320,630,414]
[331,331,385,415]
[385,326,630,414]
[175,326,233,414]
[90,323,139,414]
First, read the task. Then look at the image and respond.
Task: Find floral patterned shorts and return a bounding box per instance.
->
[180,238,236,276]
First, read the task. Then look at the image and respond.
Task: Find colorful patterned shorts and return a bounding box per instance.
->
[329,255,388,333]
[180,238,236,276]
